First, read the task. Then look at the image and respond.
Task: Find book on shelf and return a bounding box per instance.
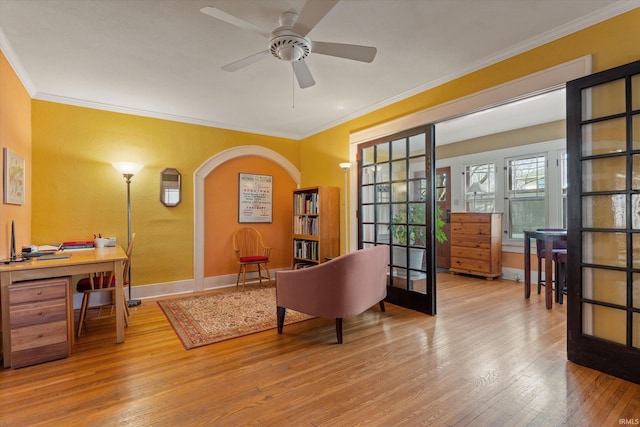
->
[293,261,316,270]
[293,216,318,236]
[294,192,320,215]
[293,239,319,262]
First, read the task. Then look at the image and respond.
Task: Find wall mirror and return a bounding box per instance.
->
[160,168,181,207]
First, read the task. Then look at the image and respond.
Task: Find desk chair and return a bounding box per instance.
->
[232,227,271,289]
[76,233,136,337]
[535,228,567,294]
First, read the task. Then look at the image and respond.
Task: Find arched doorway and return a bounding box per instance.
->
[193,146,300,292]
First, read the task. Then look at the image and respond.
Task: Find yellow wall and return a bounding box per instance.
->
[0,51,31,259]
[302,8,640,262]
[7,8,640,286]
[30,101,299,286]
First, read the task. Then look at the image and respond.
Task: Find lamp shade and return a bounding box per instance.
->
[112,162,144,176]
[339,162,352,171]
[467,182,484,193]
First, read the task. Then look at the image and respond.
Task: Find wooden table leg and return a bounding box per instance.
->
[524,233,531,299]
[545,235,553,309]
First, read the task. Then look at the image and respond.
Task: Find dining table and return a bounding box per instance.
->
[523,229,567,309]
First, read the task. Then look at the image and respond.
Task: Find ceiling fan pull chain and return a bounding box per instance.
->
[292,67,296,109]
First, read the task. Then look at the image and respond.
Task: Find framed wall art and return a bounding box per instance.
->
[238,173,272,223]
[4,148,25,205]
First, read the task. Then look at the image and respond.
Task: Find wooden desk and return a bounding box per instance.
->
[523,230,567,309]
[1,246,127,368]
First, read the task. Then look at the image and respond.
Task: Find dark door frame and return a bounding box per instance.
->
[357,124,436,315]
[566,59,640,384]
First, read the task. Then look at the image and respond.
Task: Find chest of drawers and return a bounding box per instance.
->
[449,212,502,280]
[8,278,70,368]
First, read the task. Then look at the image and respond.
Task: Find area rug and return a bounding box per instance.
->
[158,285,313,349]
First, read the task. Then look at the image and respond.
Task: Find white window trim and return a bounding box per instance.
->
[503,152,549,244]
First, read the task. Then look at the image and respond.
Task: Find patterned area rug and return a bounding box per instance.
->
[158,285,313,349]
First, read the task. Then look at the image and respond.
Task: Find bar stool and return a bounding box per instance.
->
[554,249,567,304]
[535,228,567,294]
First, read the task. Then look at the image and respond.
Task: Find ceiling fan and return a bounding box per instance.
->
[200,0,377,89]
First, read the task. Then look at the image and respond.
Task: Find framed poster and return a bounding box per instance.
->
[238,173,273,223]
[4,148,25,205]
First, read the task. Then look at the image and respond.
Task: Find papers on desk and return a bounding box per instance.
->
[59,247,94,252]
[22,244,61,258]
[60,240,94,250]
[38,244,62,252]
[37,254,71,261]
[20,243,76,260]
[16,241,95,261]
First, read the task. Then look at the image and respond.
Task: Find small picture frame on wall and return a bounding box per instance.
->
[3,148,25,205]
[238,173,273,223]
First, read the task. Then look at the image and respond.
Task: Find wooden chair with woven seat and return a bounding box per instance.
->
[76,233,136,337]
[232,227,271,289]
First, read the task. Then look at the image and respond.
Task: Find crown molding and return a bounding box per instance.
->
[0,27,36,96]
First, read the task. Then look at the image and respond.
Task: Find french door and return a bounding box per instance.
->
[436,167,451,269]
[566,59,640,383]
[357,125,436,314]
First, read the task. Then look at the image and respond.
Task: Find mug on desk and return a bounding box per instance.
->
[94,238,107,248]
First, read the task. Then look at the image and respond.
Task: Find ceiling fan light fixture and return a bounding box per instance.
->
[269,33,311,61]
[278,46,299,61]
[204,1,375,89]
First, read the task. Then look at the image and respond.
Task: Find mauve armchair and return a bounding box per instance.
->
[276,245,389,344]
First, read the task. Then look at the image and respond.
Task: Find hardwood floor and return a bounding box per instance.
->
[2,273,639,426]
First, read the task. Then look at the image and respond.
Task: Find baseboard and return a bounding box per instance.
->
[72,267,532,309]
[71,268,289,309]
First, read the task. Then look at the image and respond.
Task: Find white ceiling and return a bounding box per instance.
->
[0,0,637,141]
[435,88,567,145]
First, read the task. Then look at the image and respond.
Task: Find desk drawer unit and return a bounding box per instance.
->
[8,278,70,368]
[449,212,502,280]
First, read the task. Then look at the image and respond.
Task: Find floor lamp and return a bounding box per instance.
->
[112,161,144,307]
[339,162,351,253]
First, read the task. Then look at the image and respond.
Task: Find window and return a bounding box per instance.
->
[560,151,568,228]
[464,163,495,212]
[505,155,546,239]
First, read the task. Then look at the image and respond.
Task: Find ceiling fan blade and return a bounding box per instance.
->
[292,60,315,89]
[200,6,270,38]
[312,41,377,63]
[291,0,339,37]
[221,50,270,72]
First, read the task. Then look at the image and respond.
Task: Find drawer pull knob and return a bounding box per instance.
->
[36,291,42,295]
[37,311,44,316]
[38,333,44,338]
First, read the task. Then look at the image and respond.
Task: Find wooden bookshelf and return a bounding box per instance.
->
[292,186,339,268]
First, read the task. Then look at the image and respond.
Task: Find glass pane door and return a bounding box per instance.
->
[566,59,640,383]
[436,167,451,269]
[358,125,436,314]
